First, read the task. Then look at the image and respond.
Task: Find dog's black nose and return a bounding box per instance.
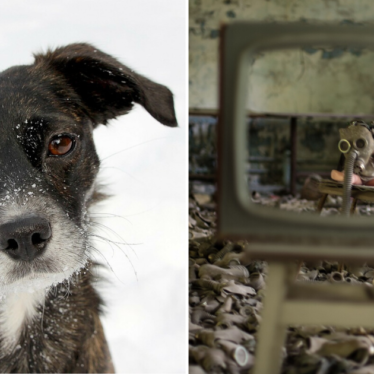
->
[0,216,51,261]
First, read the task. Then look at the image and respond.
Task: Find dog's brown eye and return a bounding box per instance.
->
[48,135,74,156]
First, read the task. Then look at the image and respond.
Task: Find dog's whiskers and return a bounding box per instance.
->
[88,221,139,256]
[88,232,139,247]
[88,231,139,265]
[85,244,131,284]
[88,212,133,224]
[99,166,143,184]
[100,136,169,161]
[87,237,138,281]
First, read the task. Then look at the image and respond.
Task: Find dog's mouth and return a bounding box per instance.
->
[9,257,59,279]
[0,258,89,296]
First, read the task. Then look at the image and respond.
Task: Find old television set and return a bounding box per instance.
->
[218,22,374,263]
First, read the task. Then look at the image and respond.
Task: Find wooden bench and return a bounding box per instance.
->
[317,179,374,215]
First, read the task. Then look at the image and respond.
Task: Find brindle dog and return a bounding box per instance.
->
[0,43,176,373]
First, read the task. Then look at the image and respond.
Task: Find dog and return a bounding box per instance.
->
[0,43,176,373]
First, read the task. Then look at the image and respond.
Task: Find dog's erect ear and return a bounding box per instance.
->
[34,43,177,127]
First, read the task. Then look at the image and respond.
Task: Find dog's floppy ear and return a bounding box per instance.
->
[34,43,177,127]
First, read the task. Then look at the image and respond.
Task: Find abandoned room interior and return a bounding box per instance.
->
[189,1,374,374]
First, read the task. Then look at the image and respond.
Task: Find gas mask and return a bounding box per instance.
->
[338,121,374,216]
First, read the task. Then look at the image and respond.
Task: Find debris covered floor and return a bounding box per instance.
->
[189,186,374,374]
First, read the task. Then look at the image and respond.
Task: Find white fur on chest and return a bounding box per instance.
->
[0,291,45,349]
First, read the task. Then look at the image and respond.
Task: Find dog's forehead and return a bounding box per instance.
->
[0,64,80,126]
[0,65,51,96]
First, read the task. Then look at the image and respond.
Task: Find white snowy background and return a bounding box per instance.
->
[0,1,187,373]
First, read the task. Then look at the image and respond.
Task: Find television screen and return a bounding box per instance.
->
[218,22,374,263]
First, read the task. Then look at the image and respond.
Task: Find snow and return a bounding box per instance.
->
[0,1,187,373]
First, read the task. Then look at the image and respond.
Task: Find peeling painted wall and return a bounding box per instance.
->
[189,0,374,112]
[248,48,374,115]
